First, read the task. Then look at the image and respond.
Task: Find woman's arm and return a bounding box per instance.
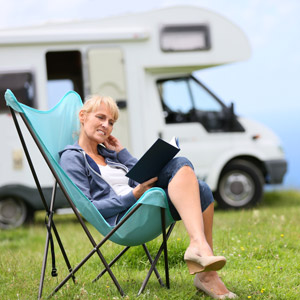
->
[104,134,137,169]
[103,135,124,153]
[59,150,93,201]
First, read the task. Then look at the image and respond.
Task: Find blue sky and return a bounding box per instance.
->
[1,0,299,188]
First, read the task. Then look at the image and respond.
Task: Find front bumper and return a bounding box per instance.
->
[264,159,288,184]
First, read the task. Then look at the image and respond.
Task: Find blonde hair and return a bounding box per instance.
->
[81,94,119,121]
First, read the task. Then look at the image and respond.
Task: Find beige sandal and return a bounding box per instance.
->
[194,275,237,299]
[184,248,226,274]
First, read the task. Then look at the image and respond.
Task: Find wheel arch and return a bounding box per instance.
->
[213,156,265,209]
[220,155,267,183]
[0,187,36,229]
[0,184,69,211]
[206,154,267,192]
[0,184,41,211]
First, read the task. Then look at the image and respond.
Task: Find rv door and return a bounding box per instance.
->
[88,48,131,150]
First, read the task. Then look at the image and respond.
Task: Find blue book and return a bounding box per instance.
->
[126,137,180,183]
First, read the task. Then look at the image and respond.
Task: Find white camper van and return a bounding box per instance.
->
[0,6,287,228]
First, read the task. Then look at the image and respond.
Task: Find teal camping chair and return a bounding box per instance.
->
[4,89,176,299]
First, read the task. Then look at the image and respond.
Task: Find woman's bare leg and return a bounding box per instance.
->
[199,204,230,294]
[202,202,214,249]
[169,166,231,295]
[168,166,213,256]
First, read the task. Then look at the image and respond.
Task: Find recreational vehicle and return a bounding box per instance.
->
[0,6,287,228]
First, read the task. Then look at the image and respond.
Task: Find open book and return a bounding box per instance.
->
[126,136,180,183]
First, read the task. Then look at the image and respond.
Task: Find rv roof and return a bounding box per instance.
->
[0,27,149,44]
[0,6,251,68]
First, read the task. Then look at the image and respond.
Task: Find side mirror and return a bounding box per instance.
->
[225,102,245,132]
[229,102,234,116]
[225,102,235,130]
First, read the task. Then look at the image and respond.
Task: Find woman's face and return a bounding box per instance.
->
[79,102,115,145]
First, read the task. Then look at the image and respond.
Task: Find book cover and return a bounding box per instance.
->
[126,137,180,183]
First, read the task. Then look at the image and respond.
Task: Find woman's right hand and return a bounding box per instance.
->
[132,177,158,200]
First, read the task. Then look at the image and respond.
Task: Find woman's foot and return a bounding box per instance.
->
[184,247,226,274]
[194,272,237,299]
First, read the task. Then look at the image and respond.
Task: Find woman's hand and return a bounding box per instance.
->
[132,177,158,200]
[103,135,124,152]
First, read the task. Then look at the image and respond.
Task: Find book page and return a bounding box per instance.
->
[169,136,179,148]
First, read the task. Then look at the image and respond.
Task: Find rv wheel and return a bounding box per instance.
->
[0,196,28,229]
[215,159,264,209]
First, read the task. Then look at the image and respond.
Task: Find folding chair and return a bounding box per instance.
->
[4,89,176,299]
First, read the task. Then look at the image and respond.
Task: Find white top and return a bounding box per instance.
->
[98,164,133,196]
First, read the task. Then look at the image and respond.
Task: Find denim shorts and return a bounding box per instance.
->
[156,157,214,221]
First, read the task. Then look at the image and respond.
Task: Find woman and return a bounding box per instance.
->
[59,95,236,299]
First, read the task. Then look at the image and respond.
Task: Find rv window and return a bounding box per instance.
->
[161,80,193,113]
[189,79,223,112]
[157,77,229,131]
[46,51,84,108]
[0,72,35,112]
[160,25,210,52]
[157,78,193,123]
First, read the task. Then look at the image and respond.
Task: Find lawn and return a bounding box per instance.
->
[0,190,300,299]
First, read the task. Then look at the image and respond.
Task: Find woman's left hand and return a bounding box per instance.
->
[132,177,158,200]
[103,135,124,152]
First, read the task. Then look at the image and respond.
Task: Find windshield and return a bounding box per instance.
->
[157,76,244,132]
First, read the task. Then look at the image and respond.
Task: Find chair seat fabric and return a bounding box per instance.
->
[5,89,174,246]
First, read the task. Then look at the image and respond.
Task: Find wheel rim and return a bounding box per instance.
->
[219,171,255,207]
[0,197,27,229]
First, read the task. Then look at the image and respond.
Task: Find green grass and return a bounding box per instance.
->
[1,190,300,300]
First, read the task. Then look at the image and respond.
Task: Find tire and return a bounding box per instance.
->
[0,196,29,229]
[215,159,264,209]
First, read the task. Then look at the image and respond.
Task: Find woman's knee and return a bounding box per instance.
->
[156,157,194,187]
[167,157,194,182]
[172,157,194,170]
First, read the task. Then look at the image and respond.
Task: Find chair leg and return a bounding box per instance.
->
[142,244,164,286]
[138,217,176,295]
[38,182,76,299]
[161,207,170,289]
[48,204,145,298]
[93,243,166,288]
[38,220,76,299]
[52,222,76,283]
[49,243,125,298]
[38,182,58,299]
[92,246,131,282]
[50,182,76,282]
[38,228,51,299]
